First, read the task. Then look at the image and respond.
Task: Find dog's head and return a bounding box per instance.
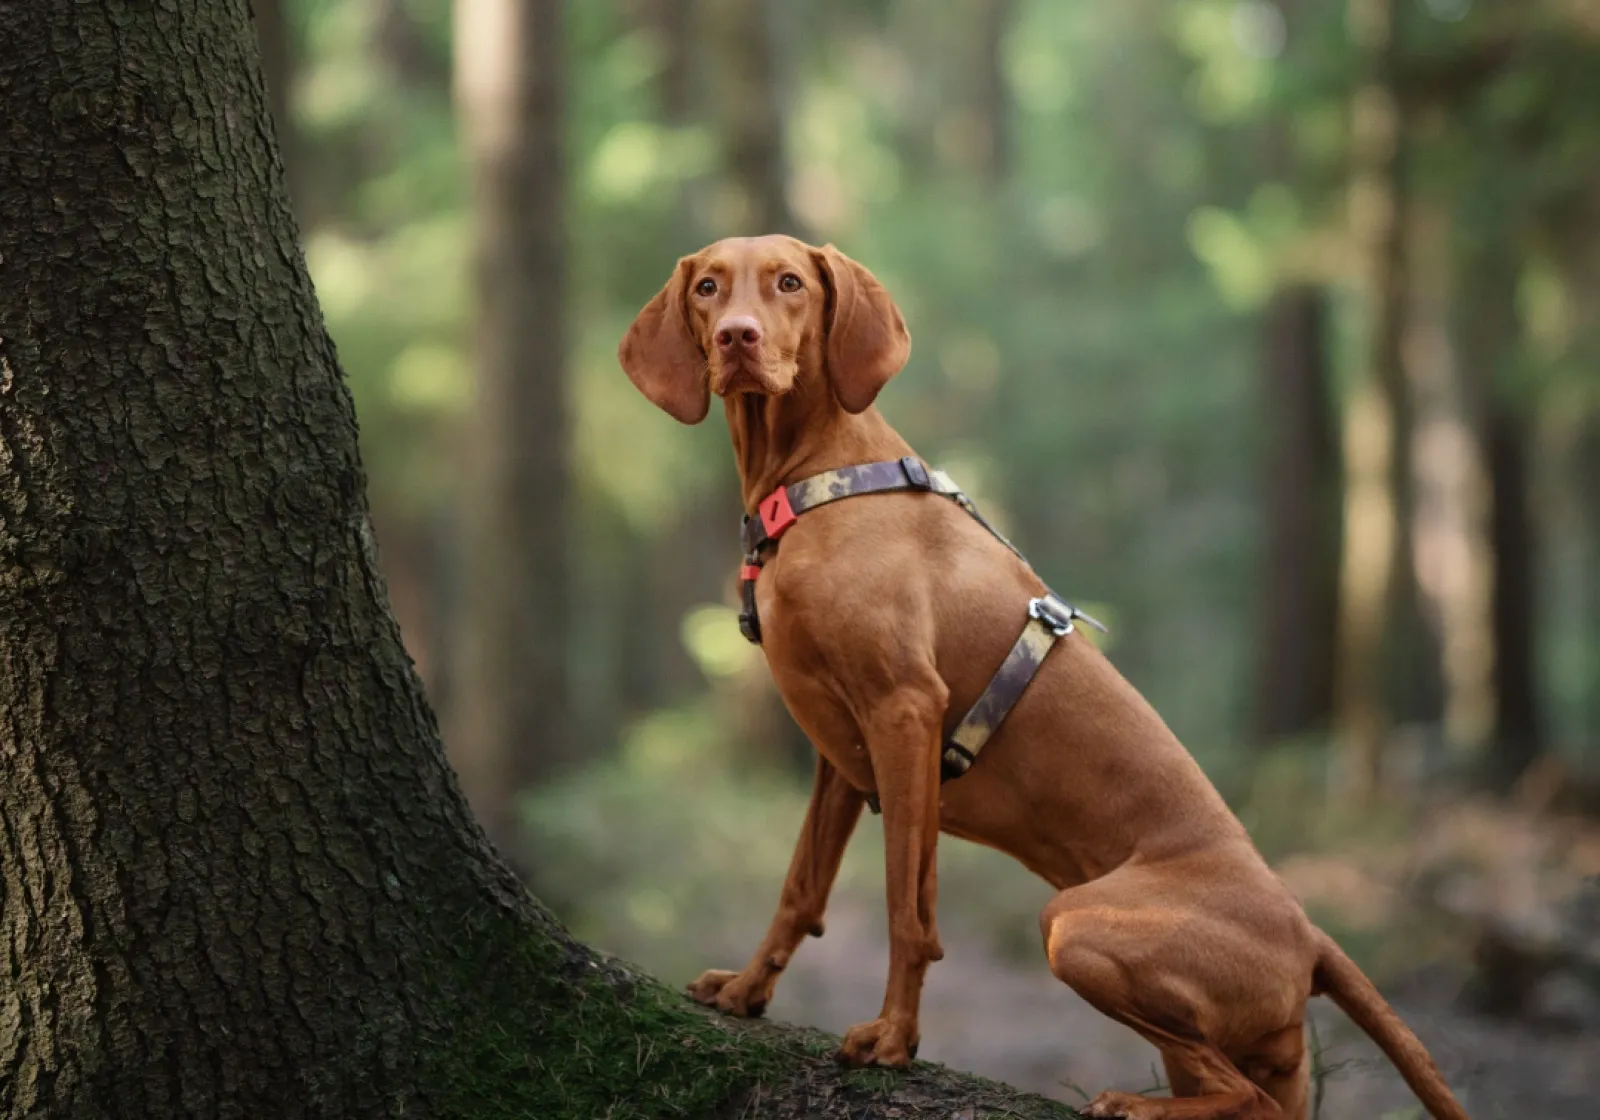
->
[618,235,910,423]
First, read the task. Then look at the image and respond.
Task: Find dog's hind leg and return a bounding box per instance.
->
[1226,1023,1310,1120]
[1039,862,1309,1120]
[1161,1034,1310,1120]
[1086,1041,1277,1120]
[1159,1028,1312,1120]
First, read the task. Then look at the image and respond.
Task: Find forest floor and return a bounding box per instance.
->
[532,755,1600,1119]
[762,892,1596,1120]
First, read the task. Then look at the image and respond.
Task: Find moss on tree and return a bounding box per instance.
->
[425,901,1081,1119]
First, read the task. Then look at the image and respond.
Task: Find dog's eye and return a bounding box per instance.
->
[695,277,717,297]
[778,273,803,293]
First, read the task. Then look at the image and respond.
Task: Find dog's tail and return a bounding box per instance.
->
[1312,929,1469,1119]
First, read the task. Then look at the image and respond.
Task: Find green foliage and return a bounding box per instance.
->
[284,0,1283,752]
[519,697,820,976]
[290,0,1600,787]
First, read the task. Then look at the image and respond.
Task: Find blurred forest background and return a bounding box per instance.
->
[257,0,1600,1114]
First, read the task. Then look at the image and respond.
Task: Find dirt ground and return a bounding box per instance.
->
[548,757,1600,1118]
[688,891,1598,1120]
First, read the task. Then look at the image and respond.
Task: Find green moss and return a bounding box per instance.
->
[423,903,1082,1120]
[424,905,789,1119]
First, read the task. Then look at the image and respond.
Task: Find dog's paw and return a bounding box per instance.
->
[835,1017,918,1068]
[1082,1091,1164,1120]
[686,968,769,1018]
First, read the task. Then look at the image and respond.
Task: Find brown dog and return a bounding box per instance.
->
[618,235,1469,1120]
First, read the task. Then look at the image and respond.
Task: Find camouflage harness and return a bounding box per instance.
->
[738,457,1106,799]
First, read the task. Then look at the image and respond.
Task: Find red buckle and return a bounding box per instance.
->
[740,564,762,582]
[758,486,798,539]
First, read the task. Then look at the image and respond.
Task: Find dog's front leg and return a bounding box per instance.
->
[836,689,945,1068]
[688,754,865,1017]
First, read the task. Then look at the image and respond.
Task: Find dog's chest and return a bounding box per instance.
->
[758,633,884,793]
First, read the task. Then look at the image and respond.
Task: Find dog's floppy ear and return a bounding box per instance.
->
[618,257,710,424]
[811,244,911,414]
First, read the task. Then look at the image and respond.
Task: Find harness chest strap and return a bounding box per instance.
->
[865,595,1079,814]
[739,456,961,562]
[939,594,1082,778]
[736,457,1106,803]
[738,458,954,645]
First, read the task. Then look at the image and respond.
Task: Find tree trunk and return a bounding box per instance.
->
[1581,419,1600,753]
[376,0,451,90]
[1484,401,1541,784]
[1255,285,1340,743]
[703,0,813,770]
[0,4,531,1113]
[252,0,300,211]
[450,0,574,851]
[0,5,1090,1117]
[1407,204,1493,757]
[1252,0,1341,747]
[1334,0,1439,800]
[1452,236,1542,785]
[637,0,698,125]
[707,0,798,235]
[972,0,1014,184]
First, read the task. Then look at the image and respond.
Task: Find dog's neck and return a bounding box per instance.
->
[724,379,913,515]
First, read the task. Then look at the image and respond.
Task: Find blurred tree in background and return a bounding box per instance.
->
[253,7,1600,1106]
[258,0,1600,839]
[450,0,574,854]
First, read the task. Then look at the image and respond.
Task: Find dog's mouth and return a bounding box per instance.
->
[712,357,794,398]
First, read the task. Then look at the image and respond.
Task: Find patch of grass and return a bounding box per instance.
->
[839,1068,901,1095]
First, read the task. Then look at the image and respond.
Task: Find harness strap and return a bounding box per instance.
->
[941,593,1080,778]
[740,457,954,644]
[740,456,956,556]
[862,593,1084,813]
[736,457,1107,809]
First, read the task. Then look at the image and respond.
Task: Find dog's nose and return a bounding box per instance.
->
[714,316,762,351]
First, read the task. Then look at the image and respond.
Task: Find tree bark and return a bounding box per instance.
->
[251,0,299,209]
[450,0,574,850]
[0,4,533,1113]
[1255,285,1340,743]
[0,5,1092,1116]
